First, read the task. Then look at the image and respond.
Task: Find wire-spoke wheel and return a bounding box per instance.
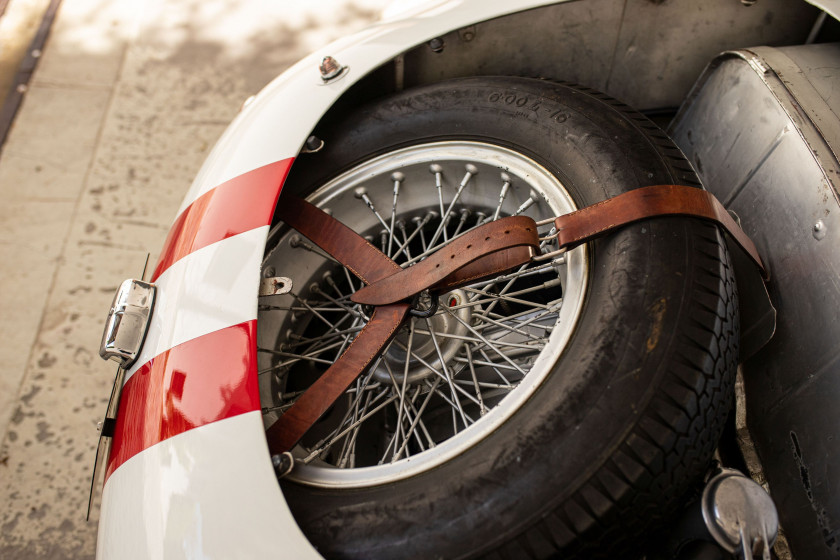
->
[259,77,739,559]
[259,141,587,487]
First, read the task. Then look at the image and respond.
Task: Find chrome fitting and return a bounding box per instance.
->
[702,468,778,560]
[319,56,347,82]
[99,279,156,367]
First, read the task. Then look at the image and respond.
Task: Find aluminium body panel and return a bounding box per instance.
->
[670,44,840,560]
[399,0,819,110]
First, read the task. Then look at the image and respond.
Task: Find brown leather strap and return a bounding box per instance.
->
[265,186,767,455]
[434,245,535,292]
[276,196,400,285]
[267,198,408,454]
[552,185,767,278]
[351,216,540,306]
[265,303,410,454]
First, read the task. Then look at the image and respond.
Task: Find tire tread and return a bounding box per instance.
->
[482,83,738,559]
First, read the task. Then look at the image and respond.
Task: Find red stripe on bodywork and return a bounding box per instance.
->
[151,158,293,281]
[106,321,260,480]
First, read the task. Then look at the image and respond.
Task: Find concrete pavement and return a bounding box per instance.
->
[0,1,386,557]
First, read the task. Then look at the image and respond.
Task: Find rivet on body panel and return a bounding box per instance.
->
[813,220,827,240]
[318,56,348,83]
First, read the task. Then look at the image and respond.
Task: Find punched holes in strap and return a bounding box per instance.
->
[350,215,540,306]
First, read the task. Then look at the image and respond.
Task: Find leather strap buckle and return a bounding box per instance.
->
[409,290,439,318]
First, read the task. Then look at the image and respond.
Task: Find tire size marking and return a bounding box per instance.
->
[488,92,567,122]
[548,110,568,123]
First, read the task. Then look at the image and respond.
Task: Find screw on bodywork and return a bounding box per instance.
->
[302,135,325,153]
[428,37,445,53]
[272,452,295,479]
[813,220,827,240]
[239,95,256,112]
[459,26,476,42]
[319,56,345,81]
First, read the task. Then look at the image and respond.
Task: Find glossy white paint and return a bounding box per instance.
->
[809,0,840,20]
[177,0,565,215]
[123,226,266,384]
[97,411,322,559]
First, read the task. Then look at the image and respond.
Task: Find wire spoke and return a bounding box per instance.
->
[476,302,562,333]
[471,313,548,343]
[462,259,564,290]
[289,292,344,331]
[393,378,440,460]
[303,391,398,464]
[290,235,341,264]
[284,325,365,351]
[424,318,470,429]
[476,347,516,386]
[257,347,334,366]
[411,327,540,350]
[493,173,512,220]
[259,304,349,313]
[443,307,528,376]
[310,285,367,320]
[389,337,485,409]
[388,173,403,257]
[425,380,476,429]
[396,221,413,260]
[465,346,487,415]
[427,164,477,248]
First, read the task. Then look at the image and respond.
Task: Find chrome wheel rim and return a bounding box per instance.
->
[259,141,588,488]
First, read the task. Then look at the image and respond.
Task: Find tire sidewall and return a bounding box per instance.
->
[280,77,732,559]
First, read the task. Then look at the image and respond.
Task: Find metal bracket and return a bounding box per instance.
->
[259,276,293,296]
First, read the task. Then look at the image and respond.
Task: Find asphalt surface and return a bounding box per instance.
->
[0,1,386,557]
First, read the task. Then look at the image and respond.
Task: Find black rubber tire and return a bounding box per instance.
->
[276,77,739,559]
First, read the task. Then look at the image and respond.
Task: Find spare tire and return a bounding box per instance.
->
[259,77,738,559]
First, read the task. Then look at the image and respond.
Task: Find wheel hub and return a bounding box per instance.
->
[373,290,471,384]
